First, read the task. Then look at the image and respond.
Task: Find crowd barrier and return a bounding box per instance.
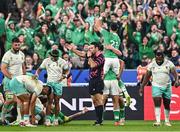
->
[0,69,138,85]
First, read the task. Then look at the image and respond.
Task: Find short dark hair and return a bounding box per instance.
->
[62,52,69,57]
[111,13,118,17]
[94,5,100,8]
[91,42,104,51]
[49,49,59,57]
[155,49,164,57]
[45,9,53,16]
[110,22,118,31]
[12,37,20,43]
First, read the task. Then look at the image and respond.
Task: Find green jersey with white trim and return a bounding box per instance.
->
[100,29,120,58]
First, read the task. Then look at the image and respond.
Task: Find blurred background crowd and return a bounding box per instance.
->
[0,0,179,71]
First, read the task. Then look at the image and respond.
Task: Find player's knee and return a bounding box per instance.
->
[163,98,171,110]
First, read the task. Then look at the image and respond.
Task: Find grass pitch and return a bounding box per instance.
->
[0,120,180,131]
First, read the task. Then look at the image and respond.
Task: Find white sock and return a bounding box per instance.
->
[16,105,22,121]
[164,109,170,123]
[23,115,29,123]
[155,107,161,123]
[35,114,41,121]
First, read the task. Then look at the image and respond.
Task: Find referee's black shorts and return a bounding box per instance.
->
[89,78,104,95]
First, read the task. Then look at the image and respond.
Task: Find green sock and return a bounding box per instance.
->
[119,107,125,119]
[45,115,51,121]
[119,80,129,97]
[58,112,65,120]
[113,109,120,122]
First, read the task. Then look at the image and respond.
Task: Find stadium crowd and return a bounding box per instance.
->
[0,0,179,70]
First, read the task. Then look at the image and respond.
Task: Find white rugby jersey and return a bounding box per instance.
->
[1,50,25,77]
[35,98,44,111]
[147,58,175,87]
[16,75,43,96]
[40,57,68,82]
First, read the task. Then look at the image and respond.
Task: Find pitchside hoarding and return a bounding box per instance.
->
[144,86,180,120]
[60,86,143,120]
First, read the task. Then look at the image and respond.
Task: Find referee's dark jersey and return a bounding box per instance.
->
[88,52,105,95]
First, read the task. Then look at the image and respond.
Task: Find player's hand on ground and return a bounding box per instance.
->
[82,107,89,114]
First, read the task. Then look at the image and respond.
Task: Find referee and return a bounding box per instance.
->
[66,42,105,125]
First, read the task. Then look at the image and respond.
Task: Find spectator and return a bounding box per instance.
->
[25,54,33,71]
[0,0,179,69]
[32,52,42,70]
[170,48,180,67]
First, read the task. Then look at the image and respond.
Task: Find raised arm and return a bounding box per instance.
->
[157,3,165,19]
[5,13,12,28]
[77,14,86,28]
[94,18,102,32]
[67,10,75,28]
[66,44,86,57]
[54,8,62,21]
[114,2,122,13]
[17,11,24,27]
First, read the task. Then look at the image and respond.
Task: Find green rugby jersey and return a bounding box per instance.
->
[100,29,121,58]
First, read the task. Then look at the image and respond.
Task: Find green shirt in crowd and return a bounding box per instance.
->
[0,18,5,37]
[71,26,85,46]
[164,16,178,37]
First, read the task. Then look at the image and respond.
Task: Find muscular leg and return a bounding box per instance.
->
[1,95,16,123]
[163,97,171,123]
[153,97,162,124]
[119,95,125,124]
[53,94,61,125]
[45,93,53,125]
[18,94,30,123]
[103,94,108,108]
[112,95,120,123]
[92,93,104,124]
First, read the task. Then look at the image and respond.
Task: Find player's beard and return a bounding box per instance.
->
[156,60,164,66]
[13,48,20,53]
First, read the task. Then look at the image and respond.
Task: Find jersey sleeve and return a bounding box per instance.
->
[34,80,43,96]
[94,55,105,67]
[147,62,153,72]
[1,52,9,64]
[168,60,175,70]
[100,28,109,38]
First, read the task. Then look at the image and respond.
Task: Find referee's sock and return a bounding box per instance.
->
[95,105,104,123]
